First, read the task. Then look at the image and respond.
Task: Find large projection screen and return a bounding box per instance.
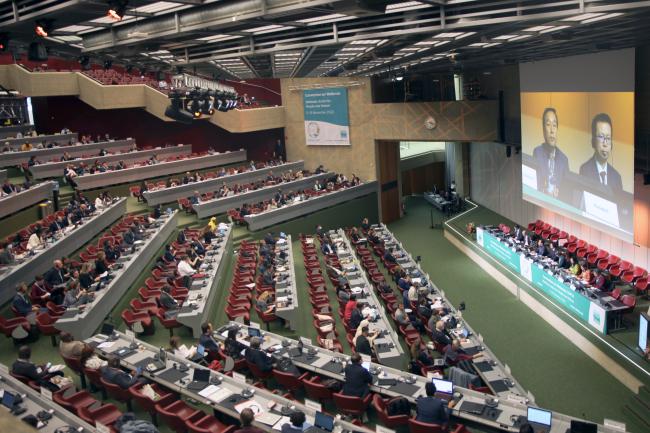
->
[520,49,635,242]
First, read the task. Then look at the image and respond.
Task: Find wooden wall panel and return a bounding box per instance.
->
[402,161,445,195]
[378,140,400,223]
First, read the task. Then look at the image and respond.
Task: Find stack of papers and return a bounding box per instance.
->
[199,385,233,403]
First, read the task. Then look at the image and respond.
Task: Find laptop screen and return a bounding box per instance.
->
[361,361,371,371]
[527,407,552,426]
[100,323,114,336]
[570,420,597,433]
[314,411,334,432]
[2,391,15,408]
[432,378,453,394]
[192,369,210,382]
[197,344,206,356]
[248,327,261,338]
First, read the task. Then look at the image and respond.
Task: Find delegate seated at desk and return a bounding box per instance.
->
[244,336,274,372]
[12,346,63,392]
[224,328,247,359]
[281,411,311,433]
[235,408,265,433]
[100,356,141,389]
[199,322,220,352]
[416,382,456,424]
[342,353,372,397]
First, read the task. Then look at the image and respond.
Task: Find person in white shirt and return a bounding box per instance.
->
[26,228,44,251]
[177,255,196,277]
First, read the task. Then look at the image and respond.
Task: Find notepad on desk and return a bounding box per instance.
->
[199,385,233,403]
[256,412,282,426]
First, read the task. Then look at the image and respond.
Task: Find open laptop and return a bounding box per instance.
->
[304,411,335,433]
[186,368,210,391]
[98,323,115,339]
[527,407,552,433]
[568,420,597,433]
[1,391,16,409]
[248,327,261,338]
[432,378,454,401]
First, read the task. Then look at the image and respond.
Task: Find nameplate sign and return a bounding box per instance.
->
[232,372,247,383]
[376,426,396,433]
[603,419,626,432]
[96,422,111,433]
[40,387,52,400]
[305,399,321,412]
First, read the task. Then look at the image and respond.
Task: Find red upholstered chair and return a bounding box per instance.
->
[10,371,40,391]
[245,359,273,380]
[46,301,65,317]
[332,391,372,418]
[53,388,96,415]
[302,375,334,402]
[611,287,622,300]
[635,278,649,296]
[621,294,636,313]
[187,415,237,433]
[155,400,203,433]
[156,308,182,336]
[82,366,106,398]
[129,382,176,425]
[100,377,134,411]
[130,298,159,316]
[78,403,123,430]
[225,305,250,323]
[121,309,154,334]
[254,305,277,331]
[0,316,30,338]
[272,369,309,394]
[35,312,60,346]
[373,394,409,427]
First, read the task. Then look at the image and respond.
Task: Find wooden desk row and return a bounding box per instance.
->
[244,182,377,231]
[76,150,247,191]
[142,159,301,207]
[55,211,178,340]
[0,198,127,305]
[87,331,374,433]
[0,138,134,168]
[194,172,333,219]
[30,145,192,179]
[0,181,55,220]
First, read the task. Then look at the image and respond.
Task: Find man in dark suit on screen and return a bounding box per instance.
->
[532,107,569,198]
[579,113,623,194]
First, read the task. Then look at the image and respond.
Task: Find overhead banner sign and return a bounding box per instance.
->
[303,87,350,146]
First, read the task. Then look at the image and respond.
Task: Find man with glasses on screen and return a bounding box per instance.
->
[579,113,623,194]
[533,107,569,198]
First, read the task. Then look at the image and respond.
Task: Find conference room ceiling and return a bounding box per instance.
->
[3,0,650,79]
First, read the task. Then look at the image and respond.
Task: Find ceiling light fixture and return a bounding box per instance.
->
[107,0,128,21]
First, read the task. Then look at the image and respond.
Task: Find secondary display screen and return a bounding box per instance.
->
[639,314,648,352]
[520,49,635,242]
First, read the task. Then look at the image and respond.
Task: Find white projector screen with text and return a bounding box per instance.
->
[520,49,635,242]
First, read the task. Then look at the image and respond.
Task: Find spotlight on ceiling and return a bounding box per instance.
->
[165,90,194,124]
[201,91,215,116]
[107,0,128,21]
[35,20,52,37]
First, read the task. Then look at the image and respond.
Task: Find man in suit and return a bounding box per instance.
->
[532,107,569,198]
[159,285,179,311]
[579,113,623,194]
[535,240,547,257]
[355,326,376,357]
[342,353,372,397]
[415,381,456,424]
[431,320,452,348]
[199,322,220,352]
[281,411,310,433]
[100,356,140,389]
[13,284,39,316]
[12,346,62,391]
[244,337,274,372]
